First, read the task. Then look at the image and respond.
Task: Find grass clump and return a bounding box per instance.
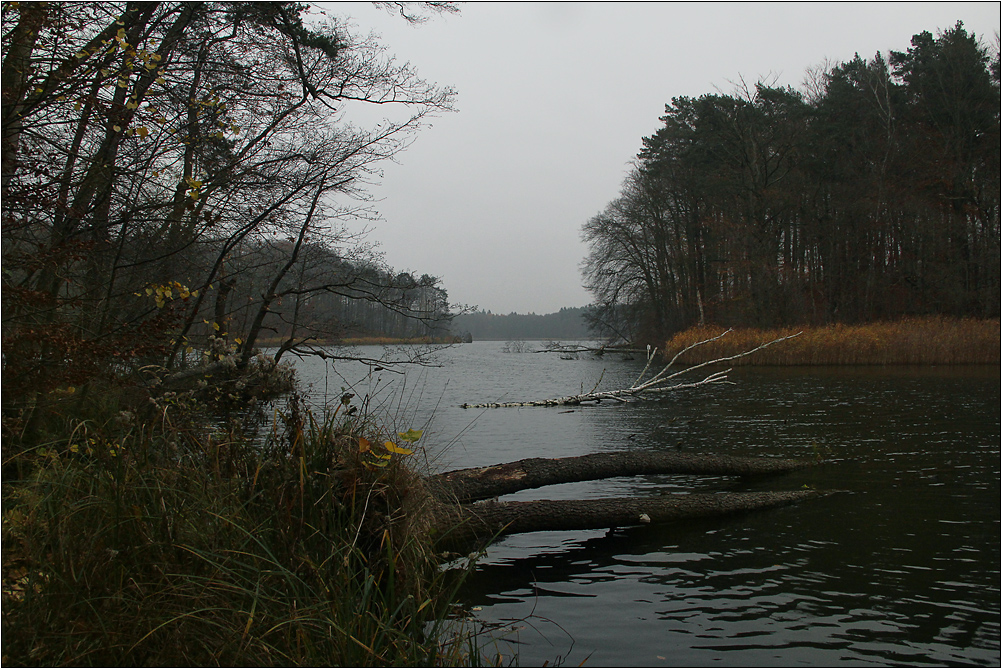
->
[2,385,482,666]
[665,316,1001,366]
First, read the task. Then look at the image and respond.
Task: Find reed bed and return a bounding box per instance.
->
[665,317,1001,366]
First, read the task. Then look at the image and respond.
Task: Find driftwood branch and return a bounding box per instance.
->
[430,451,820,504]
[435,490,838,549]
[460,329,802,408]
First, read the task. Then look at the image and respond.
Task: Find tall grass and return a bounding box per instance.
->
[665,317,1001,366]
[2,387,486,666]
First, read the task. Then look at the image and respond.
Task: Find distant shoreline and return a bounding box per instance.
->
[254,335,462,347]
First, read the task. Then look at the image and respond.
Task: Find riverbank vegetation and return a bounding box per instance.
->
[1,2,476,665]
[581,22,1000,344]
[665,317,1000,366]
[2,389,484,666]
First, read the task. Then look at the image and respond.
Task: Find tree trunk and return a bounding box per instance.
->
[435,490,836,549]
[430,451,819,504]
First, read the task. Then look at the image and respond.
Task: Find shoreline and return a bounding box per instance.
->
[254,335,462,347]
[662,317,1000,366]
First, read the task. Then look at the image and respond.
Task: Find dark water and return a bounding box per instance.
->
[289,341,1001,666]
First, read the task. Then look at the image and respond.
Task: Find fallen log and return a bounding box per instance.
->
[430,451,820,504]
[435,490,839,548]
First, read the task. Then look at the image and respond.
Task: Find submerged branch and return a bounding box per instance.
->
[460,330,802,408]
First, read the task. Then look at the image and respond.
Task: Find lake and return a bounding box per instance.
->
[287,340,1000,666]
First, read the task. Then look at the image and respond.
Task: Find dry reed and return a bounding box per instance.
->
[665,317,1001,366]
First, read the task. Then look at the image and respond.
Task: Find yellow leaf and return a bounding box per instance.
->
[156,77,166,85]
[358,437,371,453]
[74,101,82,111]
[113,125,122,132]
[385,442,413,456]
[137,126,148,138]
[212,321,220,331]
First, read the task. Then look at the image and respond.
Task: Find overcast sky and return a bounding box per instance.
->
[313,2,1000,315]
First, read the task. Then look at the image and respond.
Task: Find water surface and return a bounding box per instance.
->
[289,341,1000,666]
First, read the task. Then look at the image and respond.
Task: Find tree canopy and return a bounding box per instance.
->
[2,1,455,412]
[582,22,1000,343]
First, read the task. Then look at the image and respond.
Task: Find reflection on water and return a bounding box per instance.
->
[289,342,1000,666]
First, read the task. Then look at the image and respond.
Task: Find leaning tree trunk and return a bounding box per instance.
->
[434,490,837,550]
[430,451,820,504]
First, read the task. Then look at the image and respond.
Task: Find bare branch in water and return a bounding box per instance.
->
[460,330,802,408]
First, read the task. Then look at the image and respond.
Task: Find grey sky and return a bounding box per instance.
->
[315,2,1000,315]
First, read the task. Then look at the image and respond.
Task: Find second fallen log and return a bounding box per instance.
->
[435,489,837,548]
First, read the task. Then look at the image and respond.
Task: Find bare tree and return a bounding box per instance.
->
[2,2,457,416]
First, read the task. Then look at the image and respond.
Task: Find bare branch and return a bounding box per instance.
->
[460,330,801,408]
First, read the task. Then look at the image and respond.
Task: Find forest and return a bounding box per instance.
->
[450,306,590,341]
[582,22,1000,343]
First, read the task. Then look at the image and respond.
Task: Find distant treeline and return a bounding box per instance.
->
[582,23,1000,343]
[221,239,453,344]
[451,307,591,341]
